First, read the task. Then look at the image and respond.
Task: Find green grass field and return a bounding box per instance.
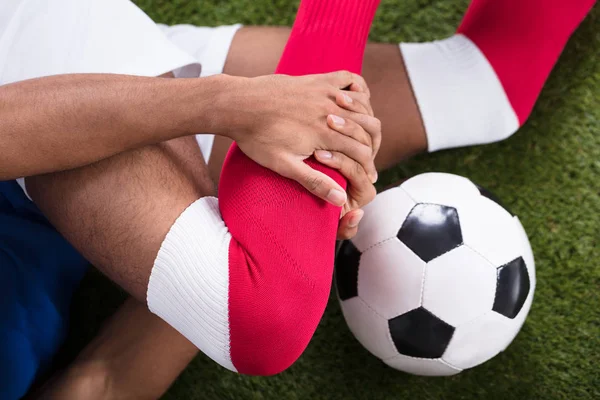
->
[62,1,599,399]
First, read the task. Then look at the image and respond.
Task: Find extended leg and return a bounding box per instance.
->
[205,0,595,177]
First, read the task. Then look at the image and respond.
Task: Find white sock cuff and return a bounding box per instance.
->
[400,34,519,152]
[147,196,236,372]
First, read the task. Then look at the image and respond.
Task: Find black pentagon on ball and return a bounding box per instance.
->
[335,240,361,301]
[388,307,455,359]
[493,257,531,319]
[475,184,514,216]
[397,204,463,262]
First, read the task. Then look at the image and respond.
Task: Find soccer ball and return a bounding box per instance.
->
[335,173,535,376]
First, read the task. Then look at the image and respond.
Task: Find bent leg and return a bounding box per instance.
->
[204,9,591,176]
[26,135,213,302]
[23,137,215,395]
[25,131,323,375]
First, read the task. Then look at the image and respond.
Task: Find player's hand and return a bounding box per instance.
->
[314,149,376,240]
[317,81,380,239]
[216,71,380,207]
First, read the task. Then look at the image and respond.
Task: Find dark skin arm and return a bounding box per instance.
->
[0,72,379,210]
[0,73,216,180]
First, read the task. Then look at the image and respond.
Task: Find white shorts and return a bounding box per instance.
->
[0,0,241,195]
[157,23,242,162]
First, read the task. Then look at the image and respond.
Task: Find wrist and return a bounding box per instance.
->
[202,74,251,141]
[159,74,238,140]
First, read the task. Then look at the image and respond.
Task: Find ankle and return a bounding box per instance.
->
[36,361,113,400]
[68,362,113,399]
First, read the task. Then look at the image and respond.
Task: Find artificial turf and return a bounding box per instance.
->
[61,1,599,399]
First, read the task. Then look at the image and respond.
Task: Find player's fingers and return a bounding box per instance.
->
[280,160,347,207]
[337,209,364,240]
[344,83,377,151]
[327,114,371,147]
[345,112,382,158]
[335,90,373,117]
[325,70,365,90]
[315,150,377,209]
[337,111,382,160]
[348,75,370,96]
[349,81,370,97]
[370,116,382,157]
[349,82,373,119]
[324,117,377,183]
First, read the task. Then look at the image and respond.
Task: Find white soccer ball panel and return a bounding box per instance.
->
[384,354,462,376]
[358,239,426,319]
[339,296,398,360]
[422,246,497,327]
[442,311,515,370]
[351,187,416,252]
[459,196,523,267]
[400,173,480,210]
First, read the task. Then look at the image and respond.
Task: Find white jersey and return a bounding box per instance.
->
[0,0,201,85]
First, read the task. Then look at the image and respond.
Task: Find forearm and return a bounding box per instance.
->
[0,73,226,180]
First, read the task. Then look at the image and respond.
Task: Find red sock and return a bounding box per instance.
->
[457,0,596,124]
[400,0,595,151]
[218,0,379,375]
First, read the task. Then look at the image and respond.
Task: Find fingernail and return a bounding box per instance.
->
[348,210,364,228]
[327,188,347,206]
[330,115,345,127]
[315,150,332,159]
[371,172,378,183]
[343,93,353,104]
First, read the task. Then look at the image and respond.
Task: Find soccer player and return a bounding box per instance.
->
[0,0,594,398]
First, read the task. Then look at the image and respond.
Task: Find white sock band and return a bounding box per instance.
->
[147,196,236,372]
[400,34,519,152]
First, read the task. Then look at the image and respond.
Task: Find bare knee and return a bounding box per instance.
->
[25,137,216,300]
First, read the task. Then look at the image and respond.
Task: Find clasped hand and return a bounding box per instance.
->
[218,71,381,239]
